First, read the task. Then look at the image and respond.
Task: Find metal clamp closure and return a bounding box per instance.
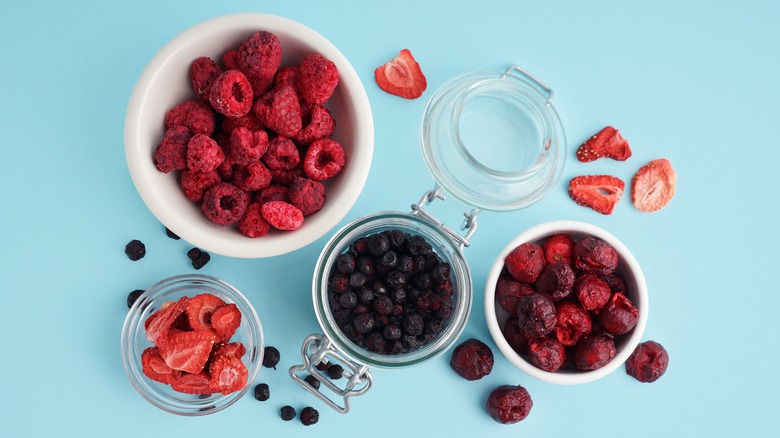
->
[289,334,373,414]
[410,185,479,250]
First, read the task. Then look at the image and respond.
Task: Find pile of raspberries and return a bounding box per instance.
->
[153,30,345,237]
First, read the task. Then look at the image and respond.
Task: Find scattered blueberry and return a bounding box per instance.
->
[304,374,321,390]
[164,227,180,240]
[127,289,144,308]
[253,383,270,401]
[262,346,280,369]
[124,239,146,261]
[280,405,296,421]
[327,364,344,380]
[187,247,210,270]
[300,407,319,426]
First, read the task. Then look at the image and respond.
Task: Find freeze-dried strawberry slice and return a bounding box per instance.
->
[568,175,625,215]
[141,347,180,384]
[145,296,189,345]
[171,371,213,394]
[576,126,632,162]
[212,342,247,360]
[208,356,249,395]
[211,303,241,340]
[374,49,427,99]
[631,158,676,212]
[159,330,218,374]
[186,293,226,334]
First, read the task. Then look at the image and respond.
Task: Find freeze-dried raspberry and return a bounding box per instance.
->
[246,72,274,97]
[238,203,270,238]
[222,113,264,134]
[554,301,592,347]
[201,182,250,226]
[527,336,566,372]
[496,274,534,315]
[573,335,616,371]
[516,293,557,338]
[502,316,528,355]
[230,127,269,166]
[289,177,326,216]
[270,167,304,186]
[180,169,220,202]
[186,134,224,172]
[574,273,612,313]
[237,31,282,82]
[216,140,236,181]
[626,341,669,383]
[263,136,300,170]
[450,338,494,381]
[190,56,223,100]
[164,99,216,136]
[209,70,254,117]
[261,201,304,231]
[504,242,545,283]
[254,185,290,204]
[254,84,302,137]
[275,65,299,88]
[154,125,191,173]
[221,49,239,70]
[485,385,533,424]
[297,53,339,105]
[574,237,618,275]
[294,103,336,145]
[303,138,346,180]
[543,234,574,265]
[233,161,272,192]
[535,260,575,301]
[598,292,639,335]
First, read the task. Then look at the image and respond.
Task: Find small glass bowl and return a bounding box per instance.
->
[313,211,472,368]
[484,221,648,385]
[121,274,264,415]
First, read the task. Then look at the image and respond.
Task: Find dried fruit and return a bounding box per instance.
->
[253,383,270,401]
[299,406,319,426]
[496,274,534,315]
[201,182,250,226]
[185,293,226,334]
[261,201,304,231]
[527,336,566,372]
[573,334,616,371]
[631,158,676,212]
[160,330,218,374]
[238,203,270,238]
[303,138,346,181]
[141,347,180,384]
[154,125,191,173]
[211,303,241,340]
[598,292,639,335]
[263,136,300,171]
[164,99,216,136]
[187,247,211,270]
[553,301,592,347]
[280,405,296,421]
[208,355,248,395]
[576,126,632,162]
[180,169,220,202]
[255,84,302,137]
[295,103,336,145]
[262,346,280,369]
[237,31,282,83]
[144,296,188,344]
[485,385,533,424]
[190,56,223,100]
[535,260,575,301]
[289,177,326,216]
[542,234,574,266]
[171,371,212,394]
[229,127,269,166]
[374,49,427,99]
[450,338,494,381]
[504,242,546,283]
[127,289,145,308]
[516,293,557,338]
[297,53,339,105]
[626,341,669,382]
[568,175,625,215]
[209,70,253,117]
[574,273,612,313]
[233,161,272,192]
[502,317,529,355]
[124,239,146,261]
[574,237,618,276]
[186,134,224,172]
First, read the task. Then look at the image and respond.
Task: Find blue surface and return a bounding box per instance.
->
[1,0,778,436]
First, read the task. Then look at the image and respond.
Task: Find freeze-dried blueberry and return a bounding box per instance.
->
[353,313,375,334]
[372,280,389,295]
[164,227,180,240]
[386,229,407,248]
[381,250,398,268]
[304,374,320,390]
[383,324,402,341]
[350,237,369,255]
[263,346,281,369]
[387,270,407,289]
[280,405,296,421]
[187,247,211,270]
[402,313,425,336]
[374,296,393,316]
[336,253,355,274]
[349,272,367,288]
[127,289,144,308]
[358,288,375,304]
[300,407,319,426]
[367,233,390,256]
[366,332,386,353]
[391,288,407,304]
[412,272,432,289]
[397,255,414,273]
[253,383,270,401]
[357,256,375,275]
[329,274,350,293]
[431,263,451,284]
[327,364,344,380]
[125,239,146,261]
[339,291,358,309]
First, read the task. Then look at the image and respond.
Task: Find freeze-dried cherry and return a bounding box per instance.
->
[516,293,557,338]
[598,292,639,336]
[574,273,612,313]
[450,338,494,381]
[626,341,669,383]
[527,336,566,372]
[535,260,575,302]
[485,385,533,424]
[573,334,616,371]
[502,316,528,355]
[574,237,618,275]
[504,242,546,283]
[496,274,534,315]
[604,273,628,295]
[543,234,574,265]
[553,301,592,347]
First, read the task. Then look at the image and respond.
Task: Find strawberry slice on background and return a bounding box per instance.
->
[159,330,218,374]
[186,293,226,334]
[211,303,242,340]
[141,347,180,384]
[568,175,625,215]
[144,296,189,345]
[374,49,427,99]
[171,371,213,395]
[208,356,248,395]
[631,158,676,212]
[576,126,632,162]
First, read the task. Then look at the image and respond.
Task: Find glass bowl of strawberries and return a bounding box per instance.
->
[121,274,264,415]
[484,220,648,385]
[125,13,373,258]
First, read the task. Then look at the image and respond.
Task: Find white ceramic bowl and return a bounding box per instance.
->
[125,13,373,258]
[484,220,648,385]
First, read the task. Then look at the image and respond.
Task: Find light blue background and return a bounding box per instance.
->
[1,0,778,436]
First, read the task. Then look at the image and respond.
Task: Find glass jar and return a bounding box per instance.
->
[290,65,566,413]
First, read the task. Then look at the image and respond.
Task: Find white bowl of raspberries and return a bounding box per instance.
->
[125,13,373,258]
[484,220,649,385]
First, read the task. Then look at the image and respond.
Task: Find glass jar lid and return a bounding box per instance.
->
[421,66,566,212]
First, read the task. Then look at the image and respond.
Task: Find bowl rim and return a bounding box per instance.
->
[124,13,374,258]
[483,220,648,385]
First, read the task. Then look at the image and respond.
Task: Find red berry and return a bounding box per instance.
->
[185,293,226,335]
[211,303,241,340]
[502,316,529,355]
[576,126,632,162]
[211,342,247,360]
[254,185,290,204]
[171,371,212,394]
[208,355,248,395]
[144,296,188,345]
[254,84,302,137]
[261,201,304,231]
[574,237,618,275]
[504,242,545,283]
[303,138,346,180]
[450,338,494,381]
[274,65,299,88]
[626,341,669,382]
[495,274,534,315]
[527,336,566,372]
[568,175,625,215]
[221,49,239,70]
[631,158,676,212]
[263,136,301,170]
[542,234,574,265]
[233,161,272,192]
[230,127,269,166]
[190,56,223,100]
[297,53,339,104]
[573,334,616,371]
[159,330,218,374]
[186,134,224,172]
[374,49,427,99]
[535,260,575,302]
[295,103,336,145]
[164,99,216,136]
[598,292,639,335]
[574,273,612,313]
[141,347,180,384]
[238,203,270,238]
[201,182,250,226]
[485,385,533,424]
[222,112,264,134]
[516,293,557,338]
[553,301,592,347]
[289,177,326,216]
[154,126,191,173]
[237,31,281,83]
[209,70,254,117]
